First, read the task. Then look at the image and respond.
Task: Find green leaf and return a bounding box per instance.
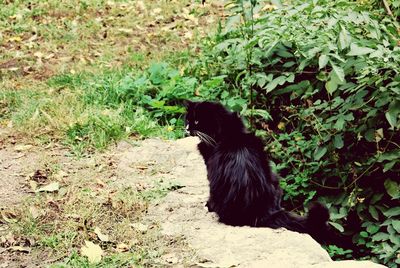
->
[369,205,379,220]
[314,146,327,161]
[318,55,329,69]
[344,113,354,121]
[369,49,383,58]
[333,135,344,149]
[331,64,345,84]
[366,224,380,234]
[360,231,368,238]
[283,61,296,68]
[338,26,351,50]
[271,0,283,8]
[383,161,396,173]
[277,49,293,58]
[329,221,344,232]
[266,76,287,93]
[371,193,384,204]
[347,43,375,56]
[334,116,345,131]
[385,111,398,129]
[384,179,400,199]
[392,220,400,233]
[385,100,400,129]
[377,150,400,162]
[372,232,389,241]
[286,73,295,83]
[325,79,338,94]
[389,232,400,244]
[364,129,375,142]
[383,207,400,217]
[244,109,272,120]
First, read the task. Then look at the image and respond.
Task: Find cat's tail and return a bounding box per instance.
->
[261,202,354,250]
[306,202,355,250]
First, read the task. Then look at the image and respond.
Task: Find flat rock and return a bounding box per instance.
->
[115,137,386,268]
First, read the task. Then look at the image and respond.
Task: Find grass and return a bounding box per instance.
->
[0,0,220,266]
[1,0,220,154]
[0,0,210,80]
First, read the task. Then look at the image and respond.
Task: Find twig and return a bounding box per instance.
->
[345,166,380,190]
[382,0,394,18]
[310,179,341,190]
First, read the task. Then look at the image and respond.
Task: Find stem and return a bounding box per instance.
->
[344,166,379,190]
[248,1,255,127]
[310,179,341,190]
[382,0,394,17]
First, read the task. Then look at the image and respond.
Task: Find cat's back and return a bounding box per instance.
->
[207,133,269,179]
[218,132,265,156]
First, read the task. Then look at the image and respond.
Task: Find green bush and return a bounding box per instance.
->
[187,0,399,266]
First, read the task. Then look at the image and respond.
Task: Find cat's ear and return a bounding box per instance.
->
[183,100,194,108]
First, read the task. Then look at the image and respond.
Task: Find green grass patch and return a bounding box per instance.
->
[1,64,190,153]
[1,0,218,152]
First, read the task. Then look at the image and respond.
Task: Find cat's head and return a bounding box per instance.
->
[184,101,245,144]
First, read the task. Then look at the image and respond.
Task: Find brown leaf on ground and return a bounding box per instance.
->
[81,241,103,264]
[31,170,49,184]
[94,227,110,242]
[9,246,31,253]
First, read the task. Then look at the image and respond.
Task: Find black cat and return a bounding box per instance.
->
[184,100,349,247]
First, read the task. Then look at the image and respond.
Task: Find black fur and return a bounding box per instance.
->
[184,100,351,247]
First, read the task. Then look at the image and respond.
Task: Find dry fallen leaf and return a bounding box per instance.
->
[96,178,106,188]
[35,182,59,193]
[34,51,43,58]
[29,206,40,219]
[14,144,33,152]
[162,253,179,264]
[152,8,162,15]
[375,128,384,142]
[1,210,18,223]
[94,227,110,242]
[136,0,146,12]
[115,243,130,252]
[8,36,22,42]
[53,170,68,180]
[277,122,285,130]
[12,153,25,159]
[130,223,148,233]
[81,240,103,264]
[9,246,31,253]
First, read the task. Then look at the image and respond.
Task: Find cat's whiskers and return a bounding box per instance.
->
[195,131,217,147]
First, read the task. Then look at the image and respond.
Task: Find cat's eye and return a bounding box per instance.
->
[194,120,199,125]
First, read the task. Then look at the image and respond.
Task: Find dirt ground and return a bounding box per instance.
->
[0,128,118,267]
[0,128,115,207]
